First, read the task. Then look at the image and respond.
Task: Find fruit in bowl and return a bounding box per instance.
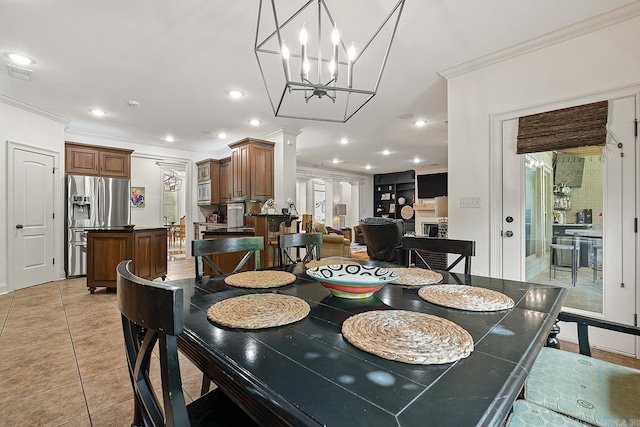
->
[306,264,398,299]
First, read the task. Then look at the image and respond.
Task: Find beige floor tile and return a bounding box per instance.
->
[3,309,68,332]
[182,373,212,402]
[76,341,127,379]
[82,365,132,413]
[0,352,80,405]
[71,326,124,355]
[0,381,87,426]
[56,415,92,427]
[0,333,74,372]
[178,350,203,379]
[90,398,135,427]
[67,315,121,334]
[0,324,72,347]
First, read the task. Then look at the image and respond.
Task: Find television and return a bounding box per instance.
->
[417,173,447,199]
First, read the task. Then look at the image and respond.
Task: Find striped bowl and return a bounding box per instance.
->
[306,264,398,299]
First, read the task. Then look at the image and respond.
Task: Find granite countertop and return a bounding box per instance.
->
[202,227,255,235]
[86,226,167,232]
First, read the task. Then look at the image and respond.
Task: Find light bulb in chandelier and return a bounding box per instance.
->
[347,42,356,88]
[331,27,340,81]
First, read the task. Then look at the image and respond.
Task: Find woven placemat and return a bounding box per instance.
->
[207,293,310,329]
[418,285,515,311]
[342,310,473,365]
[387,268,443,286]
[305,259,359,269]
[224,270,296,288]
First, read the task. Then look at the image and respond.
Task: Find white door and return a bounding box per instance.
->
[11,147,55,289]
[501,95,637,356]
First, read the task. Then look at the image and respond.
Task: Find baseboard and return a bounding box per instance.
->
[0,282,8,295]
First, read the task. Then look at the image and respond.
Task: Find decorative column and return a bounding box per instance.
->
[260,128,300,212]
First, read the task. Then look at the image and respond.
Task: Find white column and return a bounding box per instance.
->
[260,128,300,211]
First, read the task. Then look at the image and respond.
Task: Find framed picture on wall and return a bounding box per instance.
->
[131,186,145,208]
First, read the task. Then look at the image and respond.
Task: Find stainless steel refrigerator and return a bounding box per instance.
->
[66,175,130,277]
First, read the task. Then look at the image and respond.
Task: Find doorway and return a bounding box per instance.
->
[498,94,637,356]
[8,142,57,291]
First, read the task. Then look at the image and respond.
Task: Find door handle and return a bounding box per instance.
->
[505,230,513,237]
[16,224,24,229]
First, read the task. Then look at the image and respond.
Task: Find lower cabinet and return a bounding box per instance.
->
[86,228,167,293]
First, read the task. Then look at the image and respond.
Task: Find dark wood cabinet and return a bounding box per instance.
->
[66,142,132,178]
[373,170,416,232]
[219,157,232,203]
[229,138,274,201]
[86,228,167,292]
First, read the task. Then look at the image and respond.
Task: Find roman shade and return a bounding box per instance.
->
[516,101,608,154]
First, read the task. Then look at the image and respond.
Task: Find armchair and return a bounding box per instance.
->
[359,217,405,263]
[311,223,351,257]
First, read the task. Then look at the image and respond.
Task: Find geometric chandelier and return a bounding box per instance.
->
[255,0,405,123]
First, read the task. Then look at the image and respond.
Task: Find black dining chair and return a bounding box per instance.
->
[116,260,257,427]
[192,237,264,280]
[278,232,322,265]
[402,236,476,274]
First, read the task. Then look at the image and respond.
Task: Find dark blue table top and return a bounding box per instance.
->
[174,262,566,427]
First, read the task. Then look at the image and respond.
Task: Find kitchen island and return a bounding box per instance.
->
[86,227,167,293]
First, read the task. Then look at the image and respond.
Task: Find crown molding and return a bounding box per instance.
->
[439,1,640,79]
[65,128,221,155]
[0,94,70,126]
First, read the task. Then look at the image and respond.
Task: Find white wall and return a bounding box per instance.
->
[1,102,67,291]
[447,16,640,277]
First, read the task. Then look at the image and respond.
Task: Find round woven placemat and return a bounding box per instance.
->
[418,285,515,311]
[305,259,359,269]
[207,293,310,329]
[342,310,473,365]
[224,270,296,288]
[387,268,443,286]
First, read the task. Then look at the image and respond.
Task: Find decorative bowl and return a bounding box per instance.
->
[306,264,398,299]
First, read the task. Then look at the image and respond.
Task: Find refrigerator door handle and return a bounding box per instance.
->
[98,177,105,227]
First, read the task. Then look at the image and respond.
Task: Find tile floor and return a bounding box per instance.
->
[0,257,199,427]
[1,257,638,426]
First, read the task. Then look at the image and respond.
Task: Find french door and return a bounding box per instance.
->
[500,94,637,356]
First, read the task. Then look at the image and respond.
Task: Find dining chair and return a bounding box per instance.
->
[116,260,257,427]
[278,232,322,265]
[177,215,186,249]
[522,311,640,426]
[402,236,476,274]
[192,237,264,280]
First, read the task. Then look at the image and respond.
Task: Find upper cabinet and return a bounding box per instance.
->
[219,157,232,204]
[65,142,133,178]
[196,159,220,205]
[228,138,274,201]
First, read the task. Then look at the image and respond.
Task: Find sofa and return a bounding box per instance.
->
[311,223,351,258]
[359,217,405,263]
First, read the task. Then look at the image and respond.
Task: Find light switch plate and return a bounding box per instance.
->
[460,197,481,208]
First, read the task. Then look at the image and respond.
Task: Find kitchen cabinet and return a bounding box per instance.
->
[65,142,132,178]
[228,138,274,201]
[196,159,220,205]
[86,227,167,292]
[373,170,415,232]
[219,157,232,203]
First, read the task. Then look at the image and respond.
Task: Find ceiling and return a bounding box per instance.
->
[1,0,636,174]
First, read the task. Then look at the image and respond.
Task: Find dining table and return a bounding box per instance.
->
[171,259,567,427]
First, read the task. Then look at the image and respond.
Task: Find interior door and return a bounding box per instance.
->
[501,95,637,356]
[11,146,55,289]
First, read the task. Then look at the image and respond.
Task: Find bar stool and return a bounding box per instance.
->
[592,243,602,282]
[549,242,579,286]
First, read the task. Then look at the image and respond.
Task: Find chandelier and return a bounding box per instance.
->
[255,0,405,123]
[163,171,183,192]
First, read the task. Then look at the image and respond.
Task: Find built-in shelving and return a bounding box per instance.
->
[373,170,415,232]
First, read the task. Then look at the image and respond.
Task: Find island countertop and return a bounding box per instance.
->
[202,227,255,236]
[86,226,167,233]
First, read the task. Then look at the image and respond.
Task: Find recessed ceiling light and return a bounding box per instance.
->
[228,90,244,98]
[5,52,34,65]
[218,132,227,139]
[413,157,420,163]
[413,119,427,127]
[164,135,175,142]
[339,138,349,145]
[249,119,261,126]
[332,159,340,164]
[89,108,106,117]
[127,100,140,107]
[382,150,390,155]
[365,165,372,170]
